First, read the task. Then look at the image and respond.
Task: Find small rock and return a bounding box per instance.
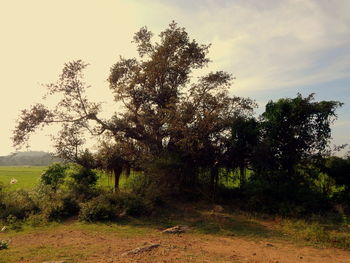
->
[266,243,274,247]
[1,226,7,232]
[252,252,256,255]
[122,244,160,256]
[162,225,189,234]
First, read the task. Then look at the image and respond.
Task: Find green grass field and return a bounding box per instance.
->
[0,166,114,191]
[0,165,248,191]
[0,166,46,190]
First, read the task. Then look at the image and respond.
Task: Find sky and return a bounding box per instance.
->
[0,0,349,156]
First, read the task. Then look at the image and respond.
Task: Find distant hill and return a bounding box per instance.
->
[0,151,61,166]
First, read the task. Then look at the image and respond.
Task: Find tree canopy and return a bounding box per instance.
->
[13,22,256,190]
[258,93,342,178]
[7,21,350,223]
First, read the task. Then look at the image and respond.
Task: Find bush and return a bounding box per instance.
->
[0,240,9,250]
[117,193,148,216]
[0,190,37,220]
[78,192,151,222]
[122,172,165,205]
[26,213,48,227]
[78,195,116,222]
[40,198,75,221]
[41,163,67,191]
[34,184,79,221]
[65,164,98,201]
[6,215,23,231]
[241,175,332,217]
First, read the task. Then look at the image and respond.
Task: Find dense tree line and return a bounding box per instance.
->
[12,22,349,214]
[0,151,61,166]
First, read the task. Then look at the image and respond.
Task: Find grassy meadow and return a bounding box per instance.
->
[0,166,114,191]
[0,166,46,190]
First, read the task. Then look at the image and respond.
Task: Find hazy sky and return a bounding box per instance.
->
[0,0,349,156]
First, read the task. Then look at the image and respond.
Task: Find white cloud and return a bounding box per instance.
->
[126,0,350,92]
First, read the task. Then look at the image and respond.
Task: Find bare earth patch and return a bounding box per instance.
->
[1,223,350,263]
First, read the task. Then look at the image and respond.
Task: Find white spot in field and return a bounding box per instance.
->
[10,178,18,184]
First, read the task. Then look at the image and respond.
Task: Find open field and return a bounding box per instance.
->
[0,166,46,190]
[1,207,350,263]
[0,166,113,191]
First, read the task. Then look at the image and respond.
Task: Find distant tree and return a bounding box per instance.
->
[13,22,255,193]
[258,93,342,180]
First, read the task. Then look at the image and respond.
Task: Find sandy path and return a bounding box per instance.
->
[2,225,350,263]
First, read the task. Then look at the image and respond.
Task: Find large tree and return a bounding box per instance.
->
[257,93,342,180]
[13,22,255,191]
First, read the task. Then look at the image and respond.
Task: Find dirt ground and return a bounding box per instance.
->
[1,224,350,263]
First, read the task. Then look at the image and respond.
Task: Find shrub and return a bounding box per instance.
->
[41,163,67,191]
[0,240,9,250]
[43,198,77,221]
[119,194,148,216]
[6,215,22,231]
[41,197,78,221]
[78,195,116,222]
[0,190,37,220]
[65,164,98,201]
[34,184,79,221]
[26,213,48,227]
[282,219,329,243]
[122,172,165,205]
[78,192,151,222]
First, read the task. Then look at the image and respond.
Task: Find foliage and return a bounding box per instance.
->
[5,215,23,231]
[40,162,67,191]
[95,139,133,190]
[324,156,350,192]
[13,21,256,194]
[0,240,9,250]
[65,164,98,200]
[9,22,348,216]
[227,117,260,187]
[33,184,79,221]
[40,162,98,202]
[26,213,48,227]
[78,192,149,222]
[257,93,342,179]
[0,190,37,220]
[117,193,148,216]
[78,195,116,222]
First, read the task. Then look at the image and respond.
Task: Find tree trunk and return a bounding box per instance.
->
[125,164,131,178]
[239,163,245,188]
[210,165,219,200]
[113,166,123,191]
